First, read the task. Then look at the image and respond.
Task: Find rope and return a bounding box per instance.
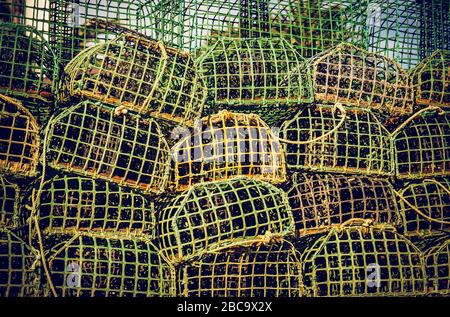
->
[391,105,444,135]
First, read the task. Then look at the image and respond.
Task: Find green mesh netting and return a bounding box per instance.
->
[410,50,450,108]
[0,94,40,178]
[301,220,427,297]
[171,110,286,191]
[33,175,156,238]
[43,233,175,297]
[157,177,294,264]
[44,100,171,194]
[397,178,450,236]
[0,176,19,229]
[279,103,393,176]
[286,173,400,236]
[0,228,40,297]
[61,28,205,126]
[393,107,450,179]
[177,239,303,297]
[424,238,450,295]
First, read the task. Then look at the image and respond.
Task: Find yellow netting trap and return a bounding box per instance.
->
[300,220,427,297]
[279,103,393,176]
[424,238,450,295]
[44,100,171,194]
[61,22,206,126]
[171,110,286,191]
[285,173,400,236]
[410,50,450,108]
[177,239,303,297]
[0,176,20,229]
[0,94,40,178]
[157,177,294,264]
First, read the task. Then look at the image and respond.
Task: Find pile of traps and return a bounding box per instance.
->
[0,0,449,298]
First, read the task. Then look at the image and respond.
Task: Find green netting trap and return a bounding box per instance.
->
[0,176,19,229]
[171,110,286,191]
[32,175,156,238]
[42,233,175,297]
[0,227,40,297]
[297,43,412,116]
[44,100,171,194]
[157,177,294,264]
[152,0,365,58]
[300,220,427,297]
[286,173,400,236]
[410,50,450,108]
[396,178,450,236]
[279,103,393,176]
[61,26,206,126]
[393,107,450,179]
[177,239,303,297]
[0,22,58,123]
[0,94,40,178]
[424,238,450,295]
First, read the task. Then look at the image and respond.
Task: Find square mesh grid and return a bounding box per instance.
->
[424,239,450,295]
[0,176,19,229]
[171,110,286,191]
[62,30,205,126]
[301,221,427,297]
[0,94,40,178]
[393,107,450,179]
[397,178,450,236]
[298,43,413,116]
[279,103,393,176]
[44,101,171,194]
[177,239,303,297]
[410,50,450,108]
[34,175,156,238]
[286,173,400,236]
[0,228,40,297]
[44,233,175,297]
[157,177,294,264]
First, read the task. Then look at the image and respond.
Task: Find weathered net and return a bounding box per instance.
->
[0,176,19,229]
[424,238,450,295]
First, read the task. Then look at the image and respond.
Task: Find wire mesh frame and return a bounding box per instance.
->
[398,178,450,236]
[61,33,206,126]
[196,37,313,107]
[44,101,171,195]
[0,227,40,297]
[279,104,394,176]
[0,176,19,229]
[171,110,286,191]
[157,177,294,264]
[44,233,175,297]
[297,43,413,116]
[34,175,156,238]
[286,173,400,236]
[151,0,365,58]
[0,94,40,178]
[424,239,450,295]
[177,239,303,297]
[301,221,427,297]
[410,50,450,108]
[393,108,450,179]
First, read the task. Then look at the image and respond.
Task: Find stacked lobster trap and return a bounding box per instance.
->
[0,0,449,298]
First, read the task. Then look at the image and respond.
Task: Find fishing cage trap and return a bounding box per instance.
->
[397,178,450,237]
[300,220,427,297]
[177,239,303,297]
[279,103,393,176]
[157,177,294,264]
[42,233,175,297]
[393,107,450,179]
[171,110,286,191]
[61,26,206,126]
[286,173,400,236]
[32,175,156,238]
[44,100,171,195]
[0,94,40,178]
[0,176,20,229]
[424,238,450,295]
[0,22,58,124]
[410,50,450,108]
[298,43,413,116]
[0,227,40,297]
